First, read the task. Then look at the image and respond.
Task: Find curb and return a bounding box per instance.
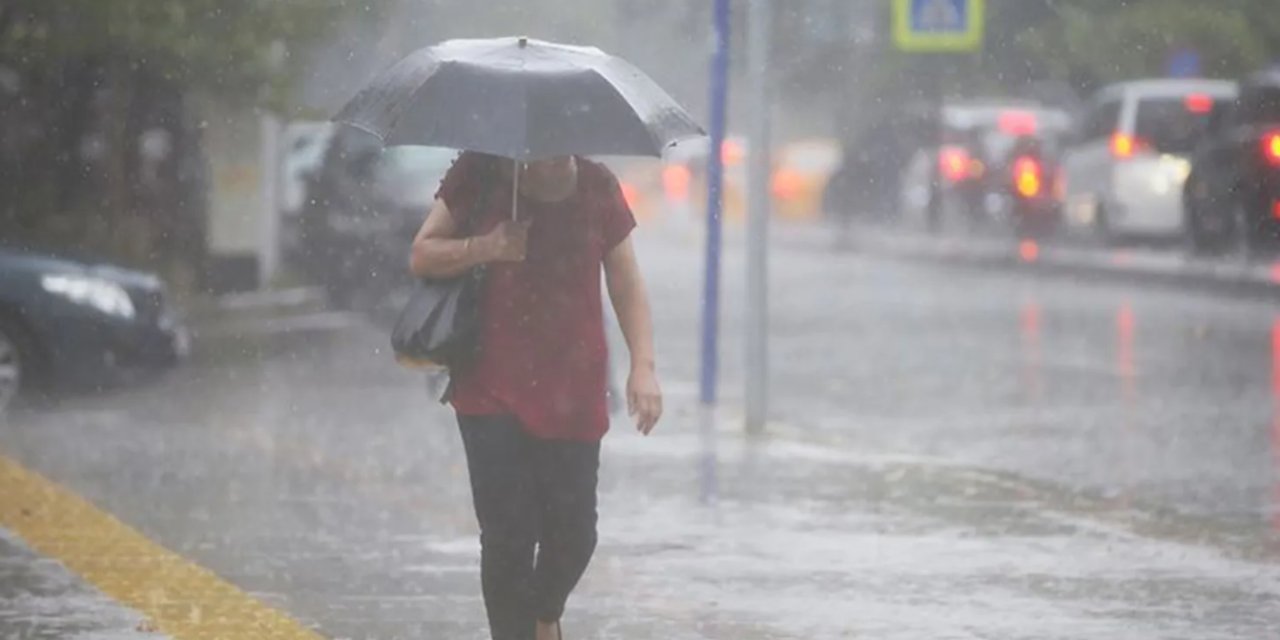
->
[796,227,1280,299]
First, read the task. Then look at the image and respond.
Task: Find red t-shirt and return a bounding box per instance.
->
[436,152,636,442]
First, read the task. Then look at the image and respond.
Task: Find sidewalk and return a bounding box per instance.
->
[0,528,162,640]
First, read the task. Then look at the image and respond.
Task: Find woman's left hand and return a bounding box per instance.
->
[627,366,663,436]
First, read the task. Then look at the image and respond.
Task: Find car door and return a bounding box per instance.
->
[1187,102,1240,212]
[1062,95,1123,229]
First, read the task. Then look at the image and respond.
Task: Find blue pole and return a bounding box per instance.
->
[701,0,730,407]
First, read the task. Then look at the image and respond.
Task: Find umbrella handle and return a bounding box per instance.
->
[511,162,520,222]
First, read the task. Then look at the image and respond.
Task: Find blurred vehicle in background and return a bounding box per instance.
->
[1183,70,1280,253]
[825,106,935,222]
[291,128,455,308]
[1061,79,1238,242]
[657,135,842,225]
[0,246,188,411]
[993,133,1067,238]
[280,121,336,217]
[897,100,1072,234]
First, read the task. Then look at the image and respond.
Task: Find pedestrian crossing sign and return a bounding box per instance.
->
[893,0,985,53]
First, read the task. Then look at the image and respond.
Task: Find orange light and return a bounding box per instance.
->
[721,140,745,166]
[1184,93,1214,114]
[1014,156,1042,198]
[619,182,641,211]
[1272,200,1280,221]
[1019,240,1040,262]
[1264,132,1280,167]
[939,146,971,183]
[771,168,805,201]
[998,110,1039,136]
[1111,133,1136,159]
[662,164,691,202]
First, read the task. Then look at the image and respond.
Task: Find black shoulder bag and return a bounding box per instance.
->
[390,160,499,375]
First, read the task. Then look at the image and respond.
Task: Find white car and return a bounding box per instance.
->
[1061,79,1238,240]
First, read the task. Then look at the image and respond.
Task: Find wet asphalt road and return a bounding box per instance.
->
[1,222,1279,639]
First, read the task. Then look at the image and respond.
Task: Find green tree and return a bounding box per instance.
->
[0,0,375,267]
[1015,0,1280,92]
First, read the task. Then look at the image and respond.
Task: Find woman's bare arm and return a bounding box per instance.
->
[409,199,528,279]
[604,237,662,434]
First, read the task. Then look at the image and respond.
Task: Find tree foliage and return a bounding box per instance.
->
[0,0,365,107]
[0,0,377,270]
[1008,0,1280,92]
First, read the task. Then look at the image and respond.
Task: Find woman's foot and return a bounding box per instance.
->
[535,619,561,640]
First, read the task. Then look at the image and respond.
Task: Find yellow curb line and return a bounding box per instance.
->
[0,453,325,640]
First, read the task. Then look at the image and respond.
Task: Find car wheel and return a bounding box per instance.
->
[1186,188,1232,255]
[0,318,26,413]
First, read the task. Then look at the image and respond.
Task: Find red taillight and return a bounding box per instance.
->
[1272,200,1280,221]
[1013,156,1042,198]
[1019,240,1040,262]
[1184,93,1214,114]
[1264,132,1280,167]
[939,146,971,183]
[998,110,1039,136]
[1111,133,1148,159]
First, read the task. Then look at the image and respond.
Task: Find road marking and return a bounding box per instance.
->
[0,452,325,640]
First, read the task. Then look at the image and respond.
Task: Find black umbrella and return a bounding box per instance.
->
[336,36,704,160]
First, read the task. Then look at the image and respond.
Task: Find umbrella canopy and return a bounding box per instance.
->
[335,37,704,160]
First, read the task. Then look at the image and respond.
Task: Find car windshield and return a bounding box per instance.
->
[372,147,457,209]
[1134,96,1225,154]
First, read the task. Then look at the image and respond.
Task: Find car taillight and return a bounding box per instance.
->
[1264,131,1280,167]
[1184,93,1214,114]
[999,110,1039,136]
[1110,133,1149,160]
[662,164,691,201]
[939,146,971,183]
[771,168,805,200]
[1013,156,1042,198]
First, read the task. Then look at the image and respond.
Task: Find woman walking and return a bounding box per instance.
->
[409,151,663,640]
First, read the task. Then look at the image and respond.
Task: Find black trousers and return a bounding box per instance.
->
[457,414,600,640]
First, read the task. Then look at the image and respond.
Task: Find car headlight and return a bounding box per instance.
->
[40,274,136,319]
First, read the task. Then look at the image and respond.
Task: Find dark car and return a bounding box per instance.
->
[895,101,1072,234]
[1184,70,1280,253]
[0,246,188,410]
[292,127,455,308]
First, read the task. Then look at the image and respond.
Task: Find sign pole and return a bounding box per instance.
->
[701,0,730,409]
[745,0,772,435]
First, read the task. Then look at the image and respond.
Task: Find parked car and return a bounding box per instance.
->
[0,245,188,411]
[1183,70,1280,253]
[1061,79,1238,241]
[294,128,456,307]
[897,100,1072,233]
